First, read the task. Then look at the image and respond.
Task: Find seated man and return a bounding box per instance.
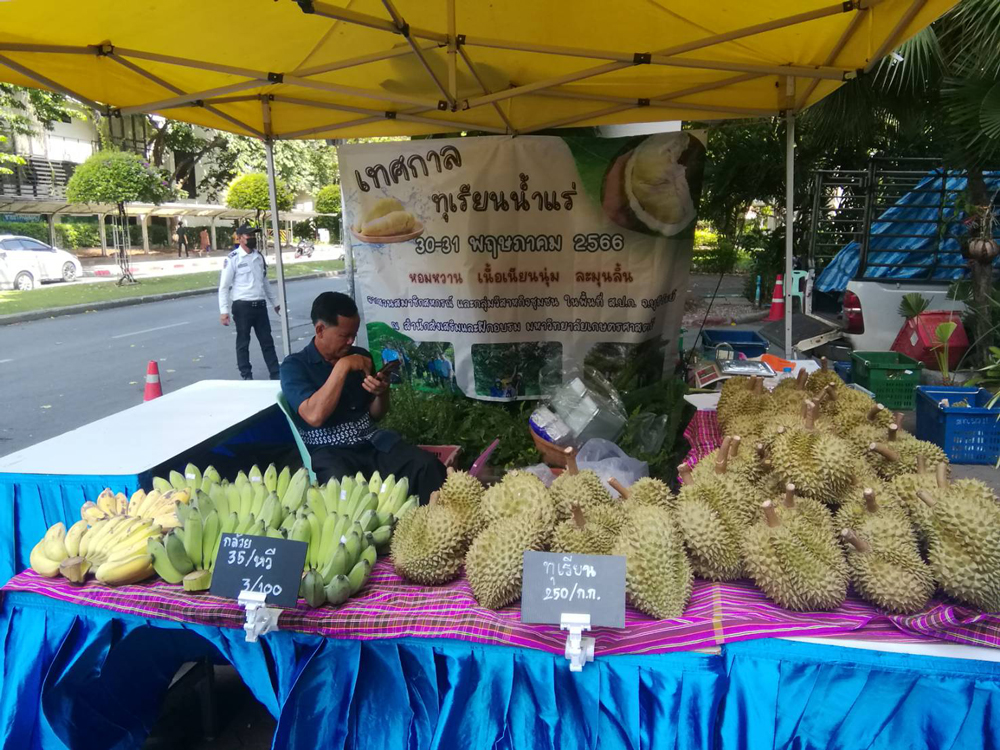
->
[279,291,446,504]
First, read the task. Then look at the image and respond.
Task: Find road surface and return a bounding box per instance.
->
[0,276,346,457]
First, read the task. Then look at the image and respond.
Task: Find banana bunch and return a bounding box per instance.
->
[148,502,227,592]
[151,463,222,495]
[81,487,190,530]
[30,515,162,586]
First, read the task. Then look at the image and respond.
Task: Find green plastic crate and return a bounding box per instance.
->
[851,351,924,410]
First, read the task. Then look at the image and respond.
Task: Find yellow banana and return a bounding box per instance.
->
[96,489,118,517]
[128,489,147,516]
[29,540,61,577]
[115,492,129,515]
[64,520,89,557]
[95,553,154,586]
[43,523,68,562]
[80,501,106,524]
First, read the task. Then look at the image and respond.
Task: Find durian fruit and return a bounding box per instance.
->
[551,504,623,555]
[892,460,947,545]
[742,500,848,611]
[834,486,908,532]
[435,468,486,538]
[675,468,746,580]
[841,518,935,614]
[867,427,948,480]
[725,436,773,487]
[724,413,767,444]
[805,357,844,396]
[916,478,1000,611]
[612,503,692,618]
[679,450,762,528]
[465,510,549,609]
[773,483,836,534]
[770,407,858,502]
[689,435,735,484]
[479,471,556,536]
[717,377,771,432]
[549,460,612,521]
[391,500,469,585]
[771,369,810,415]
[611,476,673,509]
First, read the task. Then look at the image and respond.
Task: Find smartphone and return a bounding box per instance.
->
[376,359,401,380]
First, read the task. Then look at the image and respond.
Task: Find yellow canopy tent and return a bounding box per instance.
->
[0,0,956,353]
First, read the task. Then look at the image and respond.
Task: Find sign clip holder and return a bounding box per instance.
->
[560,612,595,672]
[238,590,280,643]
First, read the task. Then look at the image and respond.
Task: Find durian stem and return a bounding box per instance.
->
[714,454,729,475]
[678,464,693,483]
[867,404,885,423]
[754,377,765,395]
[863,488,878,513]
[887,424,899,442]
[429,491,440,506]
[730,435,742,458]
[893,412,905,428]
[804,401,818,430]
[446,466,455,476]
[608,477,629,499]
[917,490,937,507]
[762,501,780,528]
[565,450,579,476]
[936,463,949,489]
[719,436,733,463]
[571,505,586,529]
[784,484,796,508]
[762,459,773,473]
[755,443,766,459]
[821,356,829,372]
[870,443,900,462]
[841,528,871,553]
[917,455,927,474]
[796,368,808,390]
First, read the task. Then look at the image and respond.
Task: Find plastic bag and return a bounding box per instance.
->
[576,438,648,494]
[629,412,670,455]
[520,463,559,487]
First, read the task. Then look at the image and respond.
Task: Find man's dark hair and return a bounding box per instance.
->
[311,291,358,326]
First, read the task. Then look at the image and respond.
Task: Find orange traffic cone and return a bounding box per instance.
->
[143,361,163,401]
[766,274,786,322]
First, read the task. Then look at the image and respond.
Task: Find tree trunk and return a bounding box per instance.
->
[966,167,994,368]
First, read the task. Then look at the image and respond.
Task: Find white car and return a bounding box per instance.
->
[0,234,84,291]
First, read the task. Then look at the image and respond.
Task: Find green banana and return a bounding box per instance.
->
[331,514,351,544]
[226,484,240,516]
[183,568,212,592]
[280,512,296,532]
[394,497,418,522]
[152,476,173,494]
[235,514,253,535]
[264,464,278,493]
[169,470,187,491]
[250,483,267,519]
[325,574,352,606]
[148,538,185,584]
[183,513,203,569]
[289,517,311,556]
[337,477,356,515]
[347,559,371,595]
[368,471,382,495]
[306,487,327,523]
[306,512,322,570]
[266,528,284,539]
[276,466,291,499]
[354,471,367,487]
[175,501,192,526]
[235,470,249,491]
[357,509,378,534]
[281,469,309,512]
[195,490,215,517]
[320,542,349,584]
[184,463,202,491]
[248,464,263,486]
[238,483,253,521]
[220,511,238,537]
[202,510,220,571]
[318,514,338,567]
[209,483,230,518]
[375,511,394,529]
[370,525,393,550]
[343,532,361,568]
[247,519,264,537]
[204,465,221,485]
[322,479,340,516]
[360,544,377,569]
[300,570,326,608]
[346,485,366,519]
[200,475,218,495]
[165,530,195,575]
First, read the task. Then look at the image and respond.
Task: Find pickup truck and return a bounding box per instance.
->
[842,279,965,352]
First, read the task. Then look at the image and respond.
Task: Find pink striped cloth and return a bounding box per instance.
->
[7,565,1000,656]
[682,408,723,471]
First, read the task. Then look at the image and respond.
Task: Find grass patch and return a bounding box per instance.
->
[0,259,344,317]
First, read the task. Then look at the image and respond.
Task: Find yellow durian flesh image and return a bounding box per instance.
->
[351,196,420,239]
[601,132,705,238]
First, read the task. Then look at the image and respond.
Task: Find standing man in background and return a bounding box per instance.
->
[218,226,281,380]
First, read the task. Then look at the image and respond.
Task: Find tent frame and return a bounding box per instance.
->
[0,0,928,356]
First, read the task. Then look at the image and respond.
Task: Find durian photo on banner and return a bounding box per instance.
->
[340,133,706,400]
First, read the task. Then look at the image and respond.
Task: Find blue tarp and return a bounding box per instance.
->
[815,171,1000,293]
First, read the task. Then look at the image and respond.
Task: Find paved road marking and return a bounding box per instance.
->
[110,321,191,340]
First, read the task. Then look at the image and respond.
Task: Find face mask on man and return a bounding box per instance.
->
[245,236,257,250]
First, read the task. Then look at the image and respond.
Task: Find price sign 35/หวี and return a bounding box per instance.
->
[521,551,626,628]
[209,533,307,609]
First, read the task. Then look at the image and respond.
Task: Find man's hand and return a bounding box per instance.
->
[362,375,389,397]
[220,314,230,326]
[336,354,372,374]
[274,305,281,314]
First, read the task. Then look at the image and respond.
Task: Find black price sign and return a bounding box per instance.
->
[520,551,626,628]
[209,533,307,609]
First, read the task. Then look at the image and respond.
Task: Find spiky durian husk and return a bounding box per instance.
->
[925,486,1000,612]
[437,470,485,515]
[806,368,844,396]
[479,471,555,536]
[771,429,857,501]
[612,504,692,618]
[626,477,674,508]
[866,436,948,480]
[844,514,934,614]
[465,511,548,609]
[742,509,848,611]
[833,486,908,531]
[717,388,771,433]
[391,504,469,585]
[675,482,745,580]
[551,504,623,555]
[549,469,612,521]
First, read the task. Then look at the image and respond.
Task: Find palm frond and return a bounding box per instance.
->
[874,27,945,93]
[943,74,1000,164]
[942,0,1000,76]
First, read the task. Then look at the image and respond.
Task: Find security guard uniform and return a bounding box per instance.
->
[218,243,280,380]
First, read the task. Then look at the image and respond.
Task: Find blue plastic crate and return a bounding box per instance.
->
[915,386,1000,465]
[833,360,852,384]
[700,329,769,360]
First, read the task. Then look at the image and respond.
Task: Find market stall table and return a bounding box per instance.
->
[0,380,286,582]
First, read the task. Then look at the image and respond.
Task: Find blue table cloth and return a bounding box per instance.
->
[4,591,1000,749]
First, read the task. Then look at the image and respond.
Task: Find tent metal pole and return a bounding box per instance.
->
[118,79,264,116]
[264,138,291,357]
[456,45,516,133]
[0,54,101,109]
[784,109,795,357]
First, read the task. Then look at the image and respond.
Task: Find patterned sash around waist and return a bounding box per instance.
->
[300,413,376,447]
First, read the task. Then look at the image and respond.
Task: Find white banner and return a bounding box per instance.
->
[340,133,705,400]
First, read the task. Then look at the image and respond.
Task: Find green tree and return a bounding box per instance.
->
[66,150,176,278]
[0,84,85,136]
[805,0,1000,365]
[225,172,293,229]
[314,183,342,234]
